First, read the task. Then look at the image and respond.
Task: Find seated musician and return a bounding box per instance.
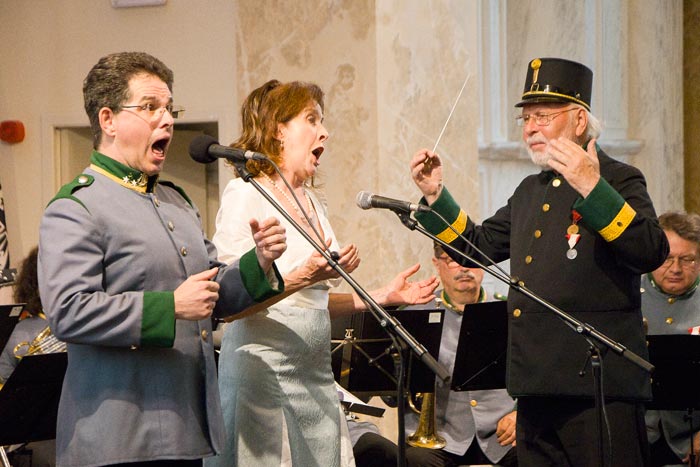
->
[347,243,518,467]
[642,211,700,466]
[0,246,53,385]
[1,246,58,467]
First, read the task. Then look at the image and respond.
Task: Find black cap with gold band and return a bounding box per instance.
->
[515,57,593,111]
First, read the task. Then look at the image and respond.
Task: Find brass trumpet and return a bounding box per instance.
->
[407,389,446,449]
[13,325,66,358]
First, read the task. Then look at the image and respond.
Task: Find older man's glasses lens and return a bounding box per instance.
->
[515,108,577,127]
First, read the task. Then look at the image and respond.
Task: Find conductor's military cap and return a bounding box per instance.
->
[515,57,593,111]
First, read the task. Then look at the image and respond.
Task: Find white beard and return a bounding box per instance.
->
[525,135,551,168]
[527,146,551,168]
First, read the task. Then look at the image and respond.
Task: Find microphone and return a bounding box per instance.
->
[188,135,267,164]
[356,191,431,214]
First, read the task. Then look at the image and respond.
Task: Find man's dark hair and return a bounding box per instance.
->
[658,211,700,245]
[83,51,174,148]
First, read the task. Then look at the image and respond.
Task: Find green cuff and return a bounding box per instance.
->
[141,291,176,347]
[240,248,285,302]
[574,178,636,242]
[415,188,467,242]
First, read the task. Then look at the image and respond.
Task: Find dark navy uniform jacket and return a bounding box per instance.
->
[416,149,668,401]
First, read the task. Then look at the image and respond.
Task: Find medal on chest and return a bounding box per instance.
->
[566,210,582,259]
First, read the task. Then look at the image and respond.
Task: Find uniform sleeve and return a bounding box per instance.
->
[414,187,512,265]
[38,198,170,347]
[573,162,669,273]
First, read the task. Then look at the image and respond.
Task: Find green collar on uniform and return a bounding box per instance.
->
[646,273,700,300]
[441,287,486,314]
[89,150,159,193]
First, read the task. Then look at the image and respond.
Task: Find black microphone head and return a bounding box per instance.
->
[356,191,373,210]
[188,135,218,164]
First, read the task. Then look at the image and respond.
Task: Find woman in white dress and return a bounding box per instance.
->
[206,80,438,467]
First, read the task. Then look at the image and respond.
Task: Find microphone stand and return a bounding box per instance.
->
[395,211,653,467]
[233,163,450,467]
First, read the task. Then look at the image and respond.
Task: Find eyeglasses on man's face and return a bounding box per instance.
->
[120,102,185,120]
[515,107,577,127]
[436,255,461,268]
[661,255,698,270]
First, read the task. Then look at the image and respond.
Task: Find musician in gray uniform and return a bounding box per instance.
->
[404,243,517,467]
[38,52,286,467]
[642,211,700,466]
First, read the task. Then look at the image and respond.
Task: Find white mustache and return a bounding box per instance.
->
[526,135,548,147]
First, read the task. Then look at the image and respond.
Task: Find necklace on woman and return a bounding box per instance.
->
[260,172,316,226]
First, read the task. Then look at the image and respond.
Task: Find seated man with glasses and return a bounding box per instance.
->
[642,211,700,467]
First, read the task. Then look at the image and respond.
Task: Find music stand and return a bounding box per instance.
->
[451,300,508,391]
[0,303,24,351]
[646,334,700,466]
[331,307,445,398]
[646,335,700,410]
[0,352,66,445]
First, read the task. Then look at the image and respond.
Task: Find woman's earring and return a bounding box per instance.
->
[280,139,285,150]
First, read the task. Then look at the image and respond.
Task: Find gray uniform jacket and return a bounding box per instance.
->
[38,151,282,467]
[642,273,700,460]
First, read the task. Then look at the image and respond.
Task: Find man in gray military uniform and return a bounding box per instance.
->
[642,211,700,467]
[38,52,286,467]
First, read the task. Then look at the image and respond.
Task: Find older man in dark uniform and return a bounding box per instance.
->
[408,57,668,466]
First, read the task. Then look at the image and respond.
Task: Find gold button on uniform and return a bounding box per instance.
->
[525,255,533,264]
[154,197,160,207]
[201,330,208,341]
[78,175,89,184]
[168,221,175,231]
[542,203,550,212]
[665,317,674,325]
[553,179,561,187]
[470,400,477,407]
[180,246,188,256]
[667,297,676,304]
[534,230,542,238]
[513,308,521,318]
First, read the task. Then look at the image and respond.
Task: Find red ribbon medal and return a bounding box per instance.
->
[566,210,582,259]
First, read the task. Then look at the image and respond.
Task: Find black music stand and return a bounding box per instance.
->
[0,352,66,445]
[646,335,700,410]
[451,300,508,391]
[646,335,700,466]
[0,303,24,351]
[331,307,445,398]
